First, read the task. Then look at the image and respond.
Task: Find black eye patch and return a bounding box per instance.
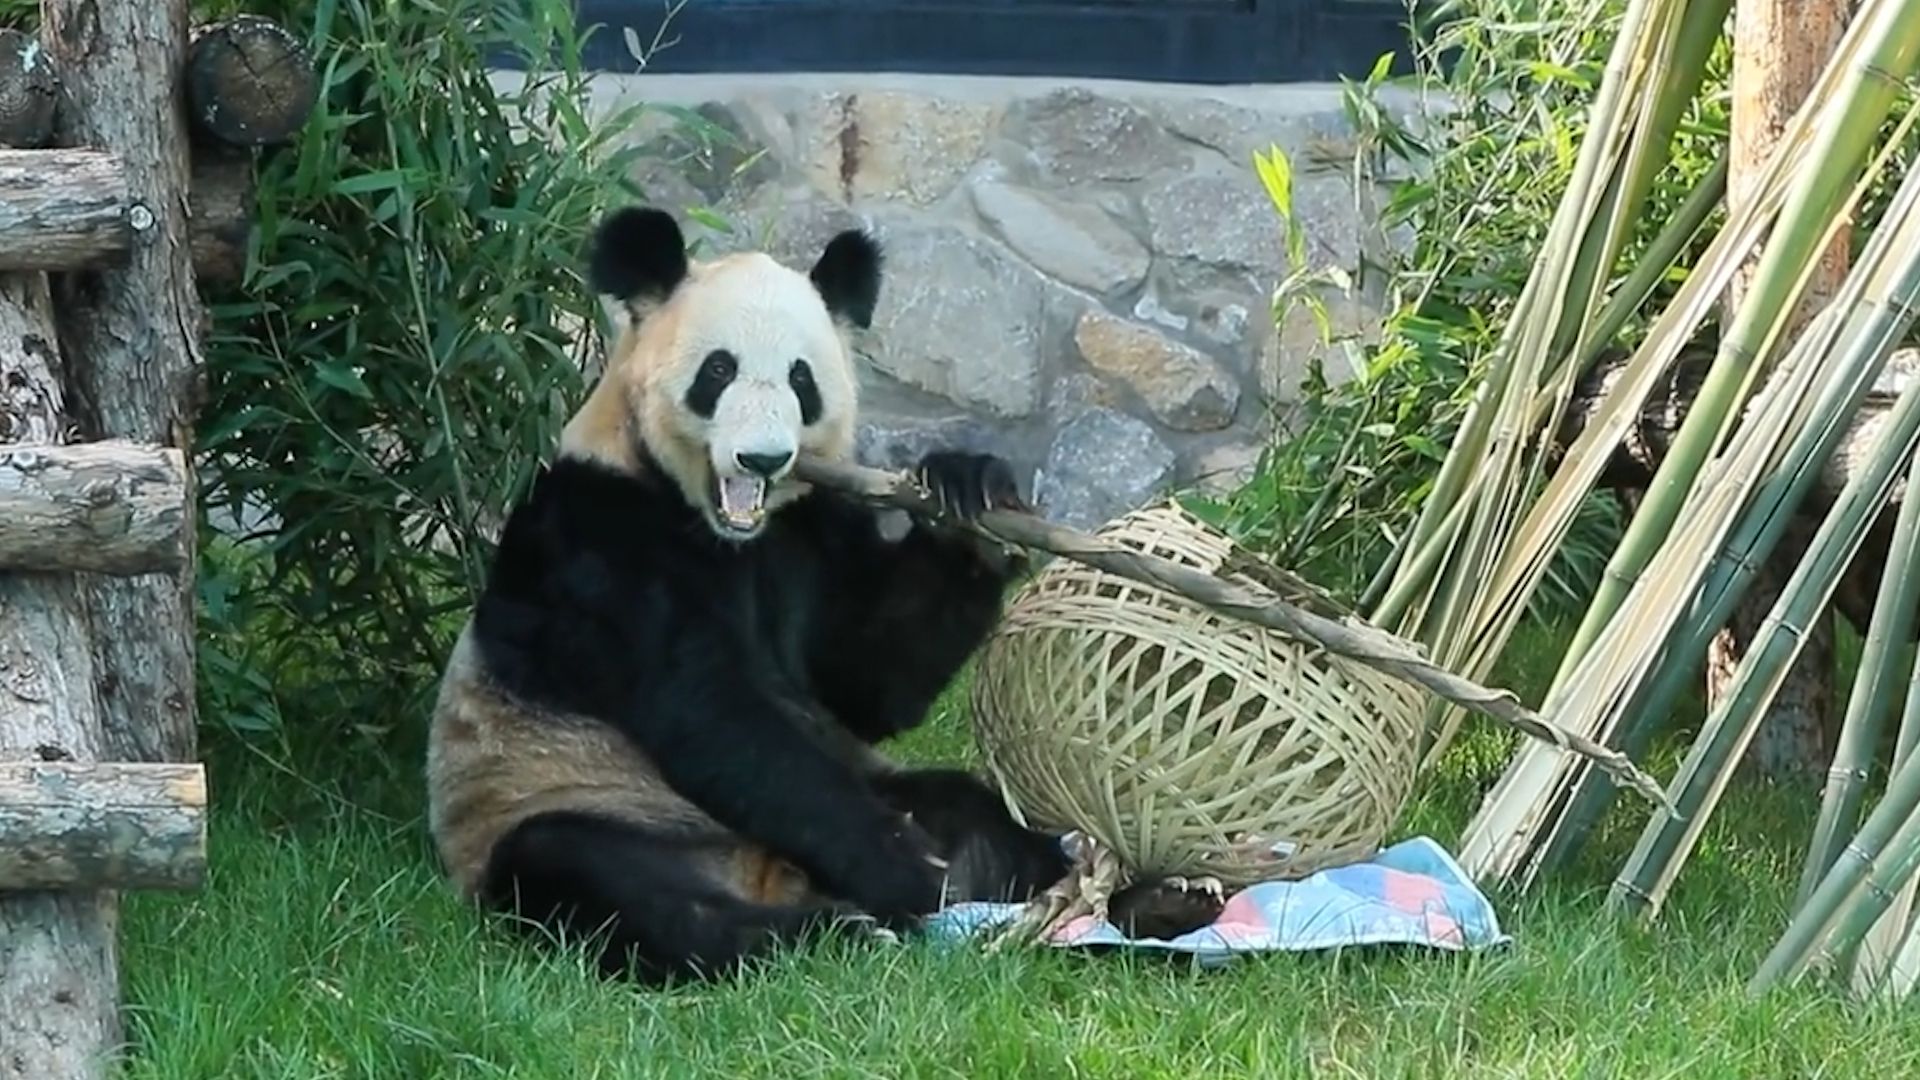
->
[789,359,822,426]
[685,350,737,418]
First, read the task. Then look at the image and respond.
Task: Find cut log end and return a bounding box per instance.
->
[0,27,59,150]
[0,762,208,891]
[188,15,318,148]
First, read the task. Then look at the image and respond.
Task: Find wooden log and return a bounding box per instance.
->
[0,27,58,150]
[0,272,119,1080]
[0,761,208,891]
[1556,343,1920,639]
[0,440,190,576]
[188,143,254,287]
[0,146,252,281]
[187,15,317,148]
[0,149,133,273]
[44,0,206,768]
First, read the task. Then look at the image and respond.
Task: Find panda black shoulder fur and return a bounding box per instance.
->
[424,205,1074,983]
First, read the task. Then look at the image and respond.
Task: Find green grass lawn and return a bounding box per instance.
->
[118,631,1920,1078]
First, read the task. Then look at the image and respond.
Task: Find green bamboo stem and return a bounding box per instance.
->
[1825,812,1920,993]
[1381,0,1732,775]
[1545,0,1732,367]
[1612,371,1920,918]
[1749,713,1920,993]
[1548,0,1920,695]
[1568,152,1731,380]
[1796,447,1920,908]
[1849,647,1920,992]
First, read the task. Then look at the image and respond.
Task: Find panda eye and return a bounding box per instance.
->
[700,350,737,383]
[789,359,822,426]
[685,349,737,419]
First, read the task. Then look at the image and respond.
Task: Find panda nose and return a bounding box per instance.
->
[735,450,794,478]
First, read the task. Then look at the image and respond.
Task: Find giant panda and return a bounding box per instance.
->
[423,205,1078,984]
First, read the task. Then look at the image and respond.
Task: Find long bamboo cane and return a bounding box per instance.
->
[795,455,1671,809]
[1850,567,1920,990]
[1611,370,1920,916]
[1473,79,1920,884]
[1747,718,1920,993]
[1531,121,1920,878]
[1797,443,1920,908]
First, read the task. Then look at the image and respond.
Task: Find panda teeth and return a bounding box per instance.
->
[717,475,768,528]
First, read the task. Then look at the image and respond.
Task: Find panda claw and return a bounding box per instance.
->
[915,451,1026,524]
[1164,874,1225,899]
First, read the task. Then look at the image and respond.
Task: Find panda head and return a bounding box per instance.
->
[564,206,882,542]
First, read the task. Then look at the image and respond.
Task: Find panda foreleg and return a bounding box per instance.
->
[479,810,874,984]
[809,450,1032,743]
[625,648,951,927]
[870,767,1070,904]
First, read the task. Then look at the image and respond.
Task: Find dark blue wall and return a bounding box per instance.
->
[558,1,1420,85]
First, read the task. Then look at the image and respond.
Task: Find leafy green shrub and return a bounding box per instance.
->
[195,0,652,744]
[1196,0,1731,617]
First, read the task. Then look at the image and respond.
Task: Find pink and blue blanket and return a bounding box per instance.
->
[925,836,1509,965]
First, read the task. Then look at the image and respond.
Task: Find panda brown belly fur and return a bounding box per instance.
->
[428,632,833,924]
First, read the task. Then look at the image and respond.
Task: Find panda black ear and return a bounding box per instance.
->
[587,206,689,304]
[809,229,883,330]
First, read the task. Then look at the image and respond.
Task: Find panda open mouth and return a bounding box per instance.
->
[713,473,768,533]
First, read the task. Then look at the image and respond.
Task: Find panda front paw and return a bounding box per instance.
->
[849,816,950,931]
[914,451,1029,524]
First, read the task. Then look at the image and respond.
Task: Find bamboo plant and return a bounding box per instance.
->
[1325,0,1920,999]
[1478,106,1920,885]
[1379,0,1920,892]
[1374,0,1732,768]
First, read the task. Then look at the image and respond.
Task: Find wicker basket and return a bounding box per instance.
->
[969,500,1427,888]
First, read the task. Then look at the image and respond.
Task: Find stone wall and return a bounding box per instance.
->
[576,72,1415,530]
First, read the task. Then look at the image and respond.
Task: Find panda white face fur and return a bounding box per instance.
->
[560,209,874,542]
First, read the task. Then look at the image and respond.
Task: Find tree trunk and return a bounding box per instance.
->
[0,273,120,1080]
[1713,0,1855,781]
[41,0,205,766]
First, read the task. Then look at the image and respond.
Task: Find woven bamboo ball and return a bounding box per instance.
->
[969,500,1427,888]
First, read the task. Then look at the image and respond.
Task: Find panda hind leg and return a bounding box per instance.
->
[871,768,1071,904]
[479,810,867,984]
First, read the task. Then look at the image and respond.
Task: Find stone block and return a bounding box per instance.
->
[1033,407,1178,532]
[798,91,998,206]
[1004,87,1187,184]
[969,179,1150,297]
[1072,310,1239,432]
[865,221,1071,419]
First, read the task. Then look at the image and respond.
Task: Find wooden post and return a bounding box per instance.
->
[0,28,58,150]
[42,0,207,768]
[0,6,309,1074]
[0,273,121,1080]
[187,16,318,149]
[0,150,134,272]
[1710,0,1856,781]
[0,763,208,892]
